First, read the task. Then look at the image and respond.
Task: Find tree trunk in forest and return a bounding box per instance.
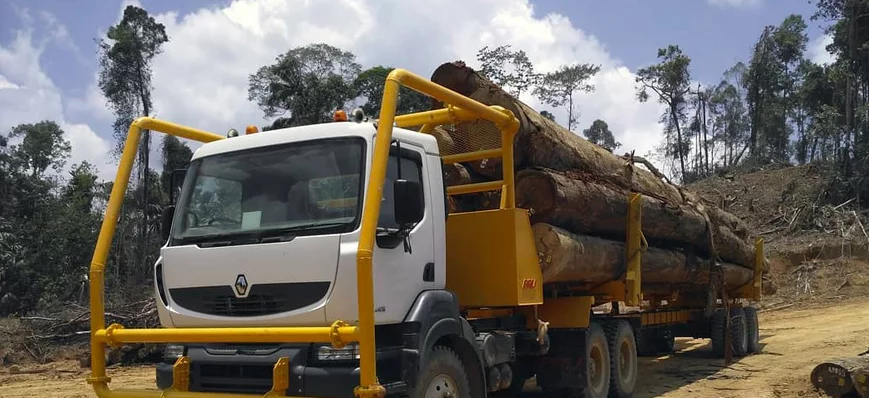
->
[532,223,756,289]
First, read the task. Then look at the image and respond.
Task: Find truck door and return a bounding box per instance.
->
[371,142,435,324]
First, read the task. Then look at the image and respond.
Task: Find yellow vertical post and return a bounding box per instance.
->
[351,72,406,398]
[753,238,764,300]
[624,192,644,306]
[86,123,142,386]
[498,110,518,209]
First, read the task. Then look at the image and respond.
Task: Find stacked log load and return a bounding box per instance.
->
[429,61,773,294]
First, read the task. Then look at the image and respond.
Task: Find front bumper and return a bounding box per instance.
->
[156,344,413,397]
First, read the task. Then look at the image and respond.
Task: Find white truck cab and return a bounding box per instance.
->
[153,119,463,396]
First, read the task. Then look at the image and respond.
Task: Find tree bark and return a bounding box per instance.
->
[533,223,755,289]
[517,168,764,270]
[430,61,682,206]
[444,163,472,186]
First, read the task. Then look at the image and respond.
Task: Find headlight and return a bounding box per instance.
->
[163,344,185,360]
[317,343,360,361]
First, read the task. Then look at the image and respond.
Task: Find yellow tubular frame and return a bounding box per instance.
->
[88,69,520,398]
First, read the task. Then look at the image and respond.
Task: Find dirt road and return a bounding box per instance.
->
[2,298,867,398]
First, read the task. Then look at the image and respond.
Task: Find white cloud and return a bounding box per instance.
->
[807,33,835,65]
[0,75,20,90]
[21,0,671,183]
[708,0,761,8]
[0,19,115,182]
[96,0,664,171]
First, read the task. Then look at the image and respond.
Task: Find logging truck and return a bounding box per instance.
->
[85,69,766,398]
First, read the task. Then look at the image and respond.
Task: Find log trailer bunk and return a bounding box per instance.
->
[85,69,766,398]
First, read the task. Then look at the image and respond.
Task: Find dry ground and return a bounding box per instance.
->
[1,297,867,398]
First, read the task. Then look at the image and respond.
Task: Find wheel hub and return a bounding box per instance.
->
[425,374,458,397]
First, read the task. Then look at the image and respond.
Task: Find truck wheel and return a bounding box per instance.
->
[584,322,611,398]
[604,321,637,398]
[730,308,749,357]
[710,308,726,357]
[653,327,675,354]
[635,329,652,357]
[744,306,760,354]
[413,346,472,398]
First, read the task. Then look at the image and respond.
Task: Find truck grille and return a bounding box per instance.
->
[169,282,330,317]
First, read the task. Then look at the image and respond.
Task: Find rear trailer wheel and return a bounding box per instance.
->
[744,306,760,354]
[604,321,637,398]
[585,322,612,398]
[730,308,749,357]
[654,327,675,354]
[412,346,472,398]
[710,308,727,357]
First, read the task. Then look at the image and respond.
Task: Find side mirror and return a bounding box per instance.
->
[169,168,187,205]
[393,179,424,225]
[161,205,175,241]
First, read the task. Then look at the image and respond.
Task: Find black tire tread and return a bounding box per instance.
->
[744,306,760,354]
[710,308,727,357]
[635,328,655,357]
[655,328,675,354]
[412,345,472,398]
[730,308,749,357]
[586,322,611,398]
[603,321,637,398]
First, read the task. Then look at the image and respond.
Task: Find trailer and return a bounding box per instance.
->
[85,68,765,398]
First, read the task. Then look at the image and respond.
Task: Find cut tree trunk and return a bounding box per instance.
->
[810,354,869,397]
[532,223,755,289]
[444,163,472,186]
[517,168,765,271]
[430,61,685,205]
[431,61,768,268]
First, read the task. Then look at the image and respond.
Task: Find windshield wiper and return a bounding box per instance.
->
[180,222,348,247]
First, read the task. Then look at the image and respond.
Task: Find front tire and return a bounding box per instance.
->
[413,346,472,398]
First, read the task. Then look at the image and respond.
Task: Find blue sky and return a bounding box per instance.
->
[0,0,836,180]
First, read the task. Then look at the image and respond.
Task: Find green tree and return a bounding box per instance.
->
[248,43,361,127]
[708,78,750,167]
[160,135,193,200]
[540,110,556,121]
[636,45,693,180]
[533,63,601,131]
[353,65,430,117]
[743,15,808,164]
[476,44,539,96]
[582,119,621,151]
[97,4,169,273]
[7,121,71,178]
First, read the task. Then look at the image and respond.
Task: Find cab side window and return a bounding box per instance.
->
[378,147,424,230]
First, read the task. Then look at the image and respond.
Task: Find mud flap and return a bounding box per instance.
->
[535,329,588,391]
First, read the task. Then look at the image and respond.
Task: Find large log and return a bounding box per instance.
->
[532,223,755,289]
[430,61,684,205]
[517,168,764,271]
[429,61,766,269]
[810,354,869,397]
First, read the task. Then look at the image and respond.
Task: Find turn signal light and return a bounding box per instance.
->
[333,109,348,122]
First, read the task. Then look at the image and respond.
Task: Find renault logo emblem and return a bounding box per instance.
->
[234,274,249,297]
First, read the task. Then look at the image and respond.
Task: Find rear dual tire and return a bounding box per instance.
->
[711,307,759,358]
[543,321,639,398]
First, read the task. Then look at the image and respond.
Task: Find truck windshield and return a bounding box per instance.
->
[171,137,365,245]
